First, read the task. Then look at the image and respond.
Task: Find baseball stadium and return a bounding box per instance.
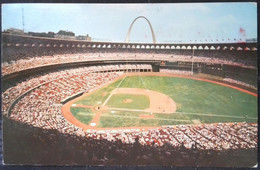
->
[2,5,258,167]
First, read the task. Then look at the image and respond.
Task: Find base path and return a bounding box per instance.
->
[61,72,257,131]
[110,88,176,113]
[62,96,91,130]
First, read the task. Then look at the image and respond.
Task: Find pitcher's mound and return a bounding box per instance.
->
[123,99,133,103]
[110,88,177,114]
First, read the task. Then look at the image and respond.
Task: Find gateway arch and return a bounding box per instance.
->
[125,16,156,44]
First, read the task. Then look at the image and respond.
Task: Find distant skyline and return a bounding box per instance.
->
[2,3,257,43]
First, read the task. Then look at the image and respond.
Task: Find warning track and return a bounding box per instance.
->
[61,73,257,130]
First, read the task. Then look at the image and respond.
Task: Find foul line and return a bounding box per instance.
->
[109,108,257,120]
[101,114,191,122]
[102,74,127,106]
[174,111,257,120]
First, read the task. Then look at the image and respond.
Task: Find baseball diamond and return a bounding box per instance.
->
[62,73,257,130]
[2,4,258,167]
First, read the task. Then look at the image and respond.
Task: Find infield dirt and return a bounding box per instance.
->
[62,72,257,130]
[109,88,177,113]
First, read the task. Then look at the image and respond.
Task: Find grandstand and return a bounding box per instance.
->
[2,33,257,166]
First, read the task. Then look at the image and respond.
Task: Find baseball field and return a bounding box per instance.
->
[63,74,257,129]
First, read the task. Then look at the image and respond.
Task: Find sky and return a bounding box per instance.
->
[2,3,257,43]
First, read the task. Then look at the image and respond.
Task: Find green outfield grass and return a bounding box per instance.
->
[107,94,150,109]
[71,75,257,128]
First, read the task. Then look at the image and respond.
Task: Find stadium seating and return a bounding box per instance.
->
[2,35,257,166]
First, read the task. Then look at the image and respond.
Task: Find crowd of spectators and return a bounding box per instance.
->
[2,64,152,115]
[2,45,257,166]
[3,63,257,154]
[4,114,258,166]
[2,67,85,114]
[4,116,257,166]
[9,71,120,134]
[82,122,257,151]
[2,49,256,76]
